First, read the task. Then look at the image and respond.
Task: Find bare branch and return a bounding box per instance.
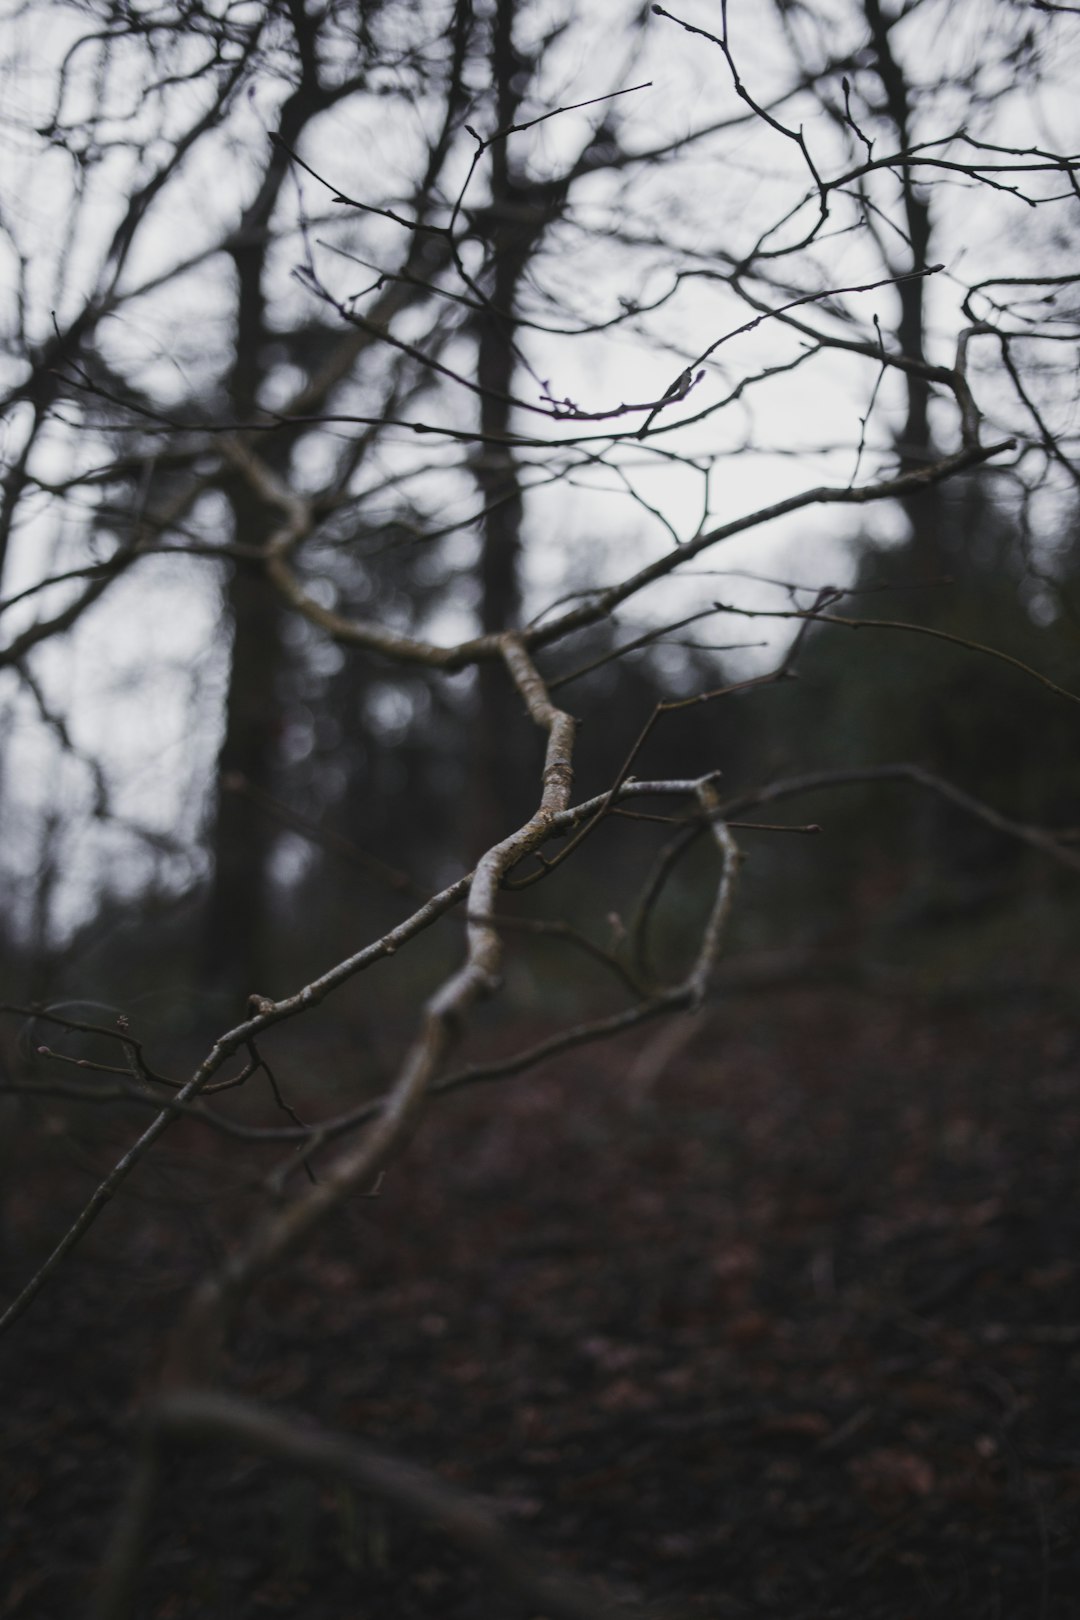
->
[94,1389,672,1620]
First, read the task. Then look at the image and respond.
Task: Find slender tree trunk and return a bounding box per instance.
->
[864,0,942,576]
[198,127,298,1000]
[466,0,539,852]
[471,248,531,852]
[200,543,285,1000]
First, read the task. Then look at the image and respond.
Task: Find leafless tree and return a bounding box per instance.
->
[2,0,1079,1612]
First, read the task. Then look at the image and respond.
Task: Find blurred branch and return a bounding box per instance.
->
[718,764,1080,876]
[222,772,426,899]
[95,1388,674,1620]
[709,601,1080,708]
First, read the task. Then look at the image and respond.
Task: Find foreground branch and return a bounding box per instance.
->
[95,1389,672,1620]
[165,636,577,1380]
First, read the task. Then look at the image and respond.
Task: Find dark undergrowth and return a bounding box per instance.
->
[3,986,1080,1619]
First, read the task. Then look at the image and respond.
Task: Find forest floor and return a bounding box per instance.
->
[3,983,1080,1619]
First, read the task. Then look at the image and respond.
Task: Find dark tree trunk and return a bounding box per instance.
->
[200,544,286,1000]
[470,245,532,852]
[198,107,308,1000]
[864,0,942,577]
[466,0,545,852]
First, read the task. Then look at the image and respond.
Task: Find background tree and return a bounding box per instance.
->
[746,0,1080,940]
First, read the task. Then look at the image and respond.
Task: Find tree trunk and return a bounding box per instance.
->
[198,124,298,1000]
[466,0,539,853]
[864,0,942,577]
[200,545,285,1001]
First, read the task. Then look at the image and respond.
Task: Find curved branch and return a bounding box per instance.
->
[95,1388,671,1620]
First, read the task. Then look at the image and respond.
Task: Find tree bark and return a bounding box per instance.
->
[198,105,310,999]
[864,0,942,576]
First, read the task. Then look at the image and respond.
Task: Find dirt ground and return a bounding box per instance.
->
[3,986,1080,1619]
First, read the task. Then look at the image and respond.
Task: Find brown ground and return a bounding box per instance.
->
[3,986,1080,1619]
